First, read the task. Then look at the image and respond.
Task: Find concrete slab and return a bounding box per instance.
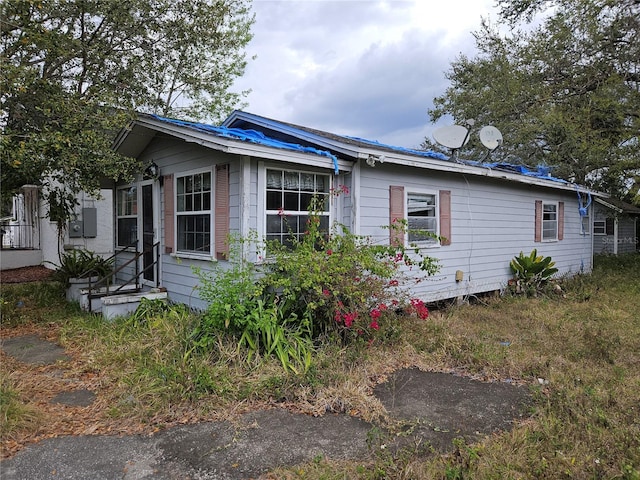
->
[50,390,97,407]
[0,335,69,365]
[1,338,532,480]
[373,368,531,451]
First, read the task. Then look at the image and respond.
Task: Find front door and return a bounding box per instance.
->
[141,182,157,285]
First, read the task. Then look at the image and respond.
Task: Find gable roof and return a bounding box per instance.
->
[115,110,604,197]
[595,197,640,215]
[113,113,352,173]
[223,110,604,196]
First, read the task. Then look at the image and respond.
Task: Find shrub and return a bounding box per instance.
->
[195,191,440,371]
[509,249,558,296]
[49,249,113,286]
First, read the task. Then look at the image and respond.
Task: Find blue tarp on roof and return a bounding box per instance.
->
[462,160,568,184]
[346,135,449,161]
[151,115,340,174]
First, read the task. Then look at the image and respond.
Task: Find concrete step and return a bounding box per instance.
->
[101,290,168,320]
[79,284,139,312]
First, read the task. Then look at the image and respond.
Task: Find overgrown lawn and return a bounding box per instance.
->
[1,254,639,478]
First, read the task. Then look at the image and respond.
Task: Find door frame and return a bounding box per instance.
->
[139,179,160,287]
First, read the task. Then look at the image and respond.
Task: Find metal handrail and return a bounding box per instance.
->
[86,241,161,312]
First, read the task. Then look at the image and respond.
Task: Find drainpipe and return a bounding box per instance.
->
[614,217,619,255]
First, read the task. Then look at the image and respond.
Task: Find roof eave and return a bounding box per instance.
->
[118,115,353,173]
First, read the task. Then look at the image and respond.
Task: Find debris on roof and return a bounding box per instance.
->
[462,160,568,184]
[152,115,340,173]
[346,135,449,161]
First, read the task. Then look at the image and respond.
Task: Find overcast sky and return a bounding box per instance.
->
[231,0,501,149]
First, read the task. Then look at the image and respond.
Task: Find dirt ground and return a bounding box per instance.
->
[0,266,54,284]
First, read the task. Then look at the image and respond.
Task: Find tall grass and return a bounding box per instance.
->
[1,254,639,478]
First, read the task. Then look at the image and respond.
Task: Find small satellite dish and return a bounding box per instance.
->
[479,126,503,151]
[433,125,470,149]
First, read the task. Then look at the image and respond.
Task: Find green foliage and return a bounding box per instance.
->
[0,0,254,215]
[48,249,114,286]
[195,194,439,372]
[428,0,640,199]
[509,249,559,295]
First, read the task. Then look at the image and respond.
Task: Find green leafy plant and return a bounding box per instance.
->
[509,249,559,296]
[49,249,114,286]
[195,190,440,372]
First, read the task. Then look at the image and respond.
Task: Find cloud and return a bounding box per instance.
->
[234,0,498,147]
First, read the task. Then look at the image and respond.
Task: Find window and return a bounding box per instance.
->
[593,220,606,235]
[176,171,212,254]
[407,192,438,244]
[116,186,137,247]
[542,203,558,241]
[581,213,590,234]
[265,168,330,246]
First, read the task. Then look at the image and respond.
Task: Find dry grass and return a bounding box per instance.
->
[1,254,639,478]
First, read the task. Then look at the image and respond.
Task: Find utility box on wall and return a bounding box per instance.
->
[69,221,83,238]
[82,207,97,237]
[68,208,97,238]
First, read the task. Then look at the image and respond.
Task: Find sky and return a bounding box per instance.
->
[231,0,502,149]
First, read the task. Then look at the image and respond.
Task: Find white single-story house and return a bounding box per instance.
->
[592,197,640,254]
[106,111,603,311]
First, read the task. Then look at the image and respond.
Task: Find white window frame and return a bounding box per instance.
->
[263,166,332,248]
[542,202,558,242]
[115,184,138,248]
[175,168,213,257]
[581,212,591,235]
[406,190,439,247]
[593,220,606,235]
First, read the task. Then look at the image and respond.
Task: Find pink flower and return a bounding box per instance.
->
[388,280,399,287]
[410,298,429,319]
[370,308,381,320]
[334,311,342,323]
[369,319,379,330]
[343,311,357,328]
[340,185,350,195]
[323,289,330,297]
[326,249,333,255]
[378,303,388,311]
[277,207,285,217]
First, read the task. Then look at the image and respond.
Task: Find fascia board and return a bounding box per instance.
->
[132,117,352,173]
[371,151,605,196]
[594,197,623,213]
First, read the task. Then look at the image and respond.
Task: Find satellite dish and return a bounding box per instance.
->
[479,126,503,151]
[432,125,470,150]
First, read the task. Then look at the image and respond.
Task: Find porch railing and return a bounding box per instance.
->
[83,240,161,312]
[0,223,40,250]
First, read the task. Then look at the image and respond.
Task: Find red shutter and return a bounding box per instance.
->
[534,200,542,242]
[439,190,451,246]
[215,164,230,260]
[558,201,564,240]
[389,186,404,246]
[163,174,174,253]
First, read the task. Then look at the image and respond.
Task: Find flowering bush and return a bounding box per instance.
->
[260,193,437,343]
[195,190,439,371]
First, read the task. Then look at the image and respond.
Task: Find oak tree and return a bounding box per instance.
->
[428,0,640,201]
[1,0,254,218]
